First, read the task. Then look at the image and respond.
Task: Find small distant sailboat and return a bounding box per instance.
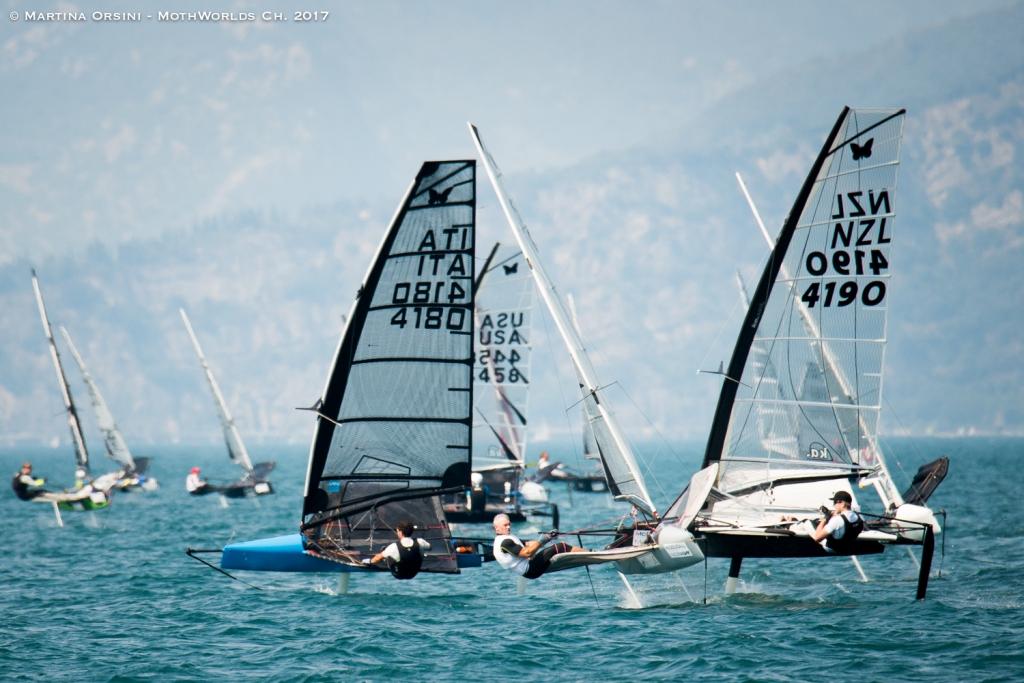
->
[179,309,274,498]
[59,327,158,492]
[26,270,112,514]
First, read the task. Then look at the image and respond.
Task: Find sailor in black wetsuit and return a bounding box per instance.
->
[11,462,49,501]
[811,490,864,552]
[367,521,430,580]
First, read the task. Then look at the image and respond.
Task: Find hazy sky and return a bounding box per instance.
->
[1,1,1021,450]
[1,1,1015,263]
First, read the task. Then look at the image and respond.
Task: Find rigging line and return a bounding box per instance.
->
[536,291,581,466]
[694,287,746,379]
[185,548,264,591]
[579,532,600,606]
[878,394,917,480]
[605,381,676,505]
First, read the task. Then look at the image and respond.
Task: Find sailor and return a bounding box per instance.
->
[492,513,585,580]
[366,521,430,580]
[73,467,89,490]
[11,462,49,501]
[185,466,208,494]
[811,490,864,551]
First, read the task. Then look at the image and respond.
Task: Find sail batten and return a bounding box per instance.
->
[700,107,906,509]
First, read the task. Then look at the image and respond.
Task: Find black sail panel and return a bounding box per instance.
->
[301,161,475,573]
[701,108,906,498]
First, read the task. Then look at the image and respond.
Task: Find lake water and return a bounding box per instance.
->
[1,437,1021,681]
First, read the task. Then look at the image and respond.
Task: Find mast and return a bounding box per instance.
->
[734,172,904,506]
[469,123,657,517]
[60,327,136,471]
[179,308,255,475]
[31,270,90,472]
[702,108,852,469]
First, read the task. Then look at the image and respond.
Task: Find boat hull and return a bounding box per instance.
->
[221,533,483,572]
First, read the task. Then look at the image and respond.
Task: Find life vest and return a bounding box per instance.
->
[826,511,865,552]
[493,534,530,576]
[12,473,32,500]
[389,538,424,580]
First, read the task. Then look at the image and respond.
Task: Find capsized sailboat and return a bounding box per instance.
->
[212,160,489,579]
[470,124,705,575]
[26,270,111,511]
[179,308,274,498]
[59,327,158,492]
[669,107,945,598]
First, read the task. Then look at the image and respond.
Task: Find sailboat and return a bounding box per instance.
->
[212,160,489,579]
[59,327,158,492]
[442,242,558,526]
[665,106,944,598]
[26,270,111,512]
[179,308,274,497]
[469,124,706,575]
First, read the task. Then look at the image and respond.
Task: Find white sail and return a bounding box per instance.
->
[469,123,656,517]
[32,270,90,472]
[179,308,255,475]
[59,327,137,472]
[473,244,533,470]
[699,107,906,519]
[734,171,903,507]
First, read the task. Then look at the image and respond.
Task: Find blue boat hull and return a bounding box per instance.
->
[220,533,483,572]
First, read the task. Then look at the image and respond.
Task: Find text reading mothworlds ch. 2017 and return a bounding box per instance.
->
[800,188,892,309]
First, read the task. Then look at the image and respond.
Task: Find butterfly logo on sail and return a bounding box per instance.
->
[502,262,519,276]
[428,187,454,205]
[851,138,874,161]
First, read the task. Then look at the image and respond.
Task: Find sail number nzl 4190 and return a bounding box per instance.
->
[800,189,892,309]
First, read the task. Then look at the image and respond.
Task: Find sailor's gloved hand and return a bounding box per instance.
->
[361,558,372,565]
[819,506,831,520]
[546,530,560,540]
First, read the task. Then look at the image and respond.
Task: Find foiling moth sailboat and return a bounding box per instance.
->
[25,270,111,512]
[669,106,945,599]
[59,327,158,492]
[208,160,494,582]
[470,124,705,576]
[443,241,559,526]
[179,308,275,498]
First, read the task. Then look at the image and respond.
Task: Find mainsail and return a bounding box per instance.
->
[301,160,476,574]
[469,123,657,517]
[32,270,90,473]
[700,107,905,511]
[59,327,138,473]
[473,243,533,470]
[179,308,256,476]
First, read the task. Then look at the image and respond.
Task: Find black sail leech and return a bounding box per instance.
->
[301,161,475,574]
